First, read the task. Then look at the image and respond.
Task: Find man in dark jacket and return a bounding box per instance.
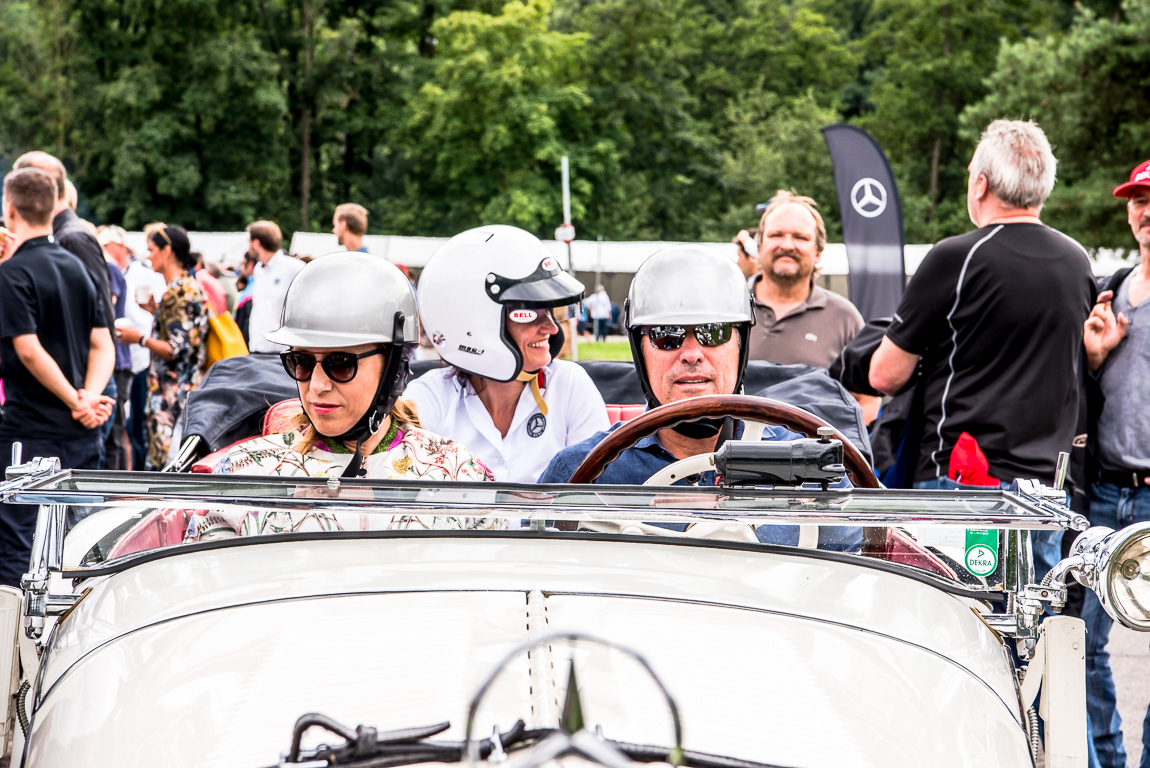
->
[1078,158,1150,768]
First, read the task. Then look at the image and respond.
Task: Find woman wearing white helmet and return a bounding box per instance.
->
[404,225,609,483]
[188,253,497,539]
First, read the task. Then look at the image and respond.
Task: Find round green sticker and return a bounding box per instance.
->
[963,528,999,577]
[965,544,998,576]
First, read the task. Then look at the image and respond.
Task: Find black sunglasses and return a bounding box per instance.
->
[280,348,384,383]
[645,323,734,351]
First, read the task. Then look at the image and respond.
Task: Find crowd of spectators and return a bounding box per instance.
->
[0,122,1148,763]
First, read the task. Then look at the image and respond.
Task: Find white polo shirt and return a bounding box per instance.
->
[249,251,305,353]
[403,360,609,483]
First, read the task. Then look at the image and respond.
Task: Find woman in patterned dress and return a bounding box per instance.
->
[115,225,208,469]
[187,253,497,540]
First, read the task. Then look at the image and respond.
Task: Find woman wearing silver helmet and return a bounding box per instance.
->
[404,225,609,483]
[189,252,497,539]
[209,251,492,480]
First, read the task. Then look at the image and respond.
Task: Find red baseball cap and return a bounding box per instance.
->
[1114,159,1150,198]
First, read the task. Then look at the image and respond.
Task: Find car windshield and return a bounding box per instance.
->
[10,469,1077,593]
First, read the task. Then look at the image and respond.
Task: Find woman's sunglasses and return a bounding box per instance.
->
[645,323,734,351]
[280,348,384,383]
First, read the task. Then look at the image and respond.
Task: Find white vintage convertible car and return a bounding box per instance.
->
[0,393,1148,768]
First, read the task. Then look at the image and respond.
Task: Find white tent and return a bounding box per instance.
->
[119,230,1135,277]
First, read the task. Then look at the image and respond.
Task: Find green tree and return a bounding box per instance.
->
[0,1,77,163]
[396,0,618,237]
[963,0,1150,249]
[66,0,292,230]
[857,0,1051,242]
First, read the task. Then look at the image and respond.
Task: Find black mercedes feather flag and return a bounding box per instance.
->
[821,124,906,321]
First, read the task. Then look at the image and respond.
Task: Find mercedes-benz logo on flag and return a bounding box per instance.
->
[850,177,888,218]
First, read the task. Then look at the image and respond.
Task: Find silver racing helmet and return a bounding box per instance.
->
[625,245,756,410]
[418,225,585,381]
[267,252,420,470]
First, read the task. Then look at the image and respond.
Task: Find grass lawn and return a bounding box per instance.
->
[573,340,632,361]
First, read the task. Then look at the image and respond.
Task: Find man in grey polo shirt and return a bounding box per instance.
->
[1080,157,1150,768]
[747,190,863,368]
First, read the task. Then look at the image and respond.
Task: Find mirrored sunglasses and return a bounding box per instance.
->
[645,323,734,351]
[280,348,384,383]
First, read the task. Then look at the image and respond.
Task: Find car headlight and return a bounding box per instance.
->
[1071,522,1150,630]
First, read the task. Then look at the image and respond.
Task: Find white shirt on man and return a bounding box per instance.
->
[403,360,609,484]
[249,251,305,353]
[585,290,612,320]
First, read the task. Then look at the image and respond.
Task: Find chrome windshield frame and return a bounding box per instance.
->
[2,466,1090,645]
[2,469,1088,530]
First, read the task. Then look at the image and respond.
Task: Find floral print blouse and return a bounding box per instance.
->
[185,424,499,540]
[145,274,209,469]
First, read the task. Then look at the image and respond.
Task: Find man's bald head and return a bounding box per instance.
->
[13,151,66,200]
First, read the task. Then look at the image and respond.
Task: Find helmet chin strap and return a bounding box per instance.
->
[515,370,549,415]
[329,369,391,478]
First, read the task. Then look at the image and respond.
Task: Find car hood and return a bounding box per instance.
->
[29,537,1029,768]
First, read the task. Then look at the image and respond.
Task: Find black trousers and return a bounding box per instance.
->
[103,369,133,470]
[0,432,101,587]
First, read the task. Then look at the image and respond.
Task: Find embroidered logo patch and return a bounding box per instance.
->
[526,413,547,438]
[805,333,818,342]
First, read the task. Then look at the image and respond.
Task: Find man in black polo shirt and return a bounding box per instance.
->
[868,119,1094,575]
[14,151,117,465]
[0,167,115,587]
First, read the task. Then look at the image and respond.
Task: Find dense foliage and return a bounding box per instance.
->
[0,0,1143,249]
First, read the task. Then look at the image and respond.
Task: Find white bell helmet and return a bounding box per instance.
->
[418,225,585,381]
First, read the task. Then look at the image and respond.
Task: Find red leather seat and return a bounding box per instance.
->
[106,508,196,558]
[607,404,645,424]
[190,398,305,473]
[884,529,959,580]
[263,398,303,433]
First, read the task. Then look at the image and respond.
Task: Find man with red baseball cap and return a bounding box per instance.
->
[1080,158,1150,768]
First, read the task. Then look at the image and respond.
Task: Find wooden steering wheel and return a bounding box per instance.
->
[567,394,879,488]
[566,394,886,554]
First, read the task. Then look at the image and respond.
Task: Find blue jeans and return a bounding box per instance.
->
[593,318,608,342]
[1082,481,1150,768]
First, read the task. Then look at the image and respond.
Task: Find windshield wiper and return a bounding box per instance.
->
[274,714,527,767]
[271,714,790,768]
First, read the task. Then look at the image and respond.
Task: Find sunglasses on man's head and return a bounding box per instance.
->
[645,323,734,351]
[280,348,384,383]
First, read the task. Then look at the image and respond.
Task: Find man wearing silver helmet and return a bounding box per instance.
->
[539,245,860,549]
[539,244,800,485]
[404,225,609,484]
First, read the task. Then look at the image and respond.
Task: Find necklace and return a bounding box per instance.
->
[319,419,401,456]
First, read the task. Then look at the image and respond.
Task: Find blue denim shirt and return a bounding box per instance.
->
[538,420,863,552]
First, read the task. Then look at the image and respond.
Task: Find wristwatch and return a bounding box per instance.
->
[138,337,148,348]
